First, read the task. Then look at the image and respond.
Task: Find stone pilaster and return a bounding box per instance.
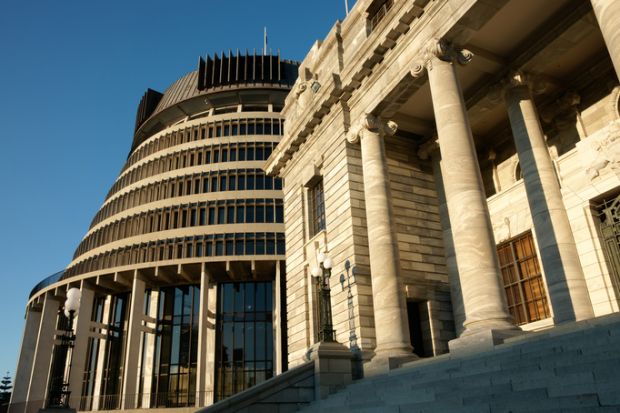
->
[347,114,413,359]
[424,40,517,345]
[591,0,620,81]
[503,72,594,323]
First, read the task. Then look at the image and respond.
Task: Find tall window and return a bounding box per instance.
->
[308,179,326,237]
[497,231,550,325]
[215,282,273,401]
[151,285,200,407]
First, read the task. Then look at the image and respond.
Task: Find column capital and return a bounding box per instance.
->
[424,38,473,70]
[346,113,398,144]
[488,70,551,103]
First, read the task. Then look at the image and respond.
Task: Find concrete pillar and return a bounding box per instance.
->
[591,0,620,81]
[425,41,516,340]
[25,293,60,413]
[121,274,146,409]
[204,282,218,405]
[138,290,158,408]
[92,295,112,411]
[504,76,594,322]
[10,306,42,413]
[346,114,412,358]
[68,285,95,408]
[196,265,211,407]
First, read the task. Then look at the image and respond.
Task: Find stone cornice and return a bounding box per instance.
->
[265,0,431,177]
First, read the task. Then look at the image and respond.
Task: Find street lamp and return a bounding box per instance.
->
[311,253,335,342]
[48,287,81,409]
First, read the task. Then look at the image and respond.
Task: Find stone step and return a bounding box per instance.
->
[298,315,620,412]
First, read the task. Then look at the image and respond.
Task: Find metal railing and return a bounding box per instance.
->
[78,391,214,411]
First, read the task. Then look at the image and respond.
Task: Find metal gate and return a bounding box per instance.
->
[597,193,620,296]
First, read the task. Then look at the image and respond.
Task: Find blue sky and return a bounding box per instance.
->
[0,0,354,380]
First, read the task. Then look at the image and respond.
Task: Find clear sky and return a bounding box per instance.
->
[0,0,355,381]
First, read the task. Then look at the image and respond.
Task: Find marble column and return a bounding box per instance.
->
[68,285,95,407]
[591,0,620,81]
[503,74,594,322]
[26,293,60,413]
[424,40,516,338]
[347,114,412,358]
[121,274,146,409]
[10,307,42,413]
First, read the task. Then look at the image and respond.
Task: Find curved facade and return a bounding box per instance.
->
[12,52,298,413]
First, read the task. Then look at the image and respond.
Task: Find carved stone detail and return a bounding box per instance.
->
[346,113,398,144]
[488,70,552,105]
[577,120,620,180]
[493,217,511,244]
[424,38,473,71]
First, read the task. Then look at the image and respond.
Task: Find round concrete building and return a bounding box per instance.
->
[11,51,299,413]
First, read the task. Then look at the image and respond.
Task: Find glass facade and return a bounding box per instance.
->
[151,285,200,407]
[215,282,273,401]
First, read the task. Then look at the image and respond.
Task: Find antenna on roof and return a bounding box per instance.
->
[263,27,268,56]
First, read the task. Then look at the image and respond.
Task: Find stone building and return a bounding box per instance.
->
[11,52,298,413]
[265,0,620,372]
[10,0,620,411]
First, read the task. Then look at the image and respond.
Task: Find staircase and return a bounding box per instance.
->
[297,313,620,412]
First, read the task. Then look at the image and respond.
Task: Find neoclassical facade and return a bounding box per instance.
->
[12,52,298,413]
[265,0,620,369]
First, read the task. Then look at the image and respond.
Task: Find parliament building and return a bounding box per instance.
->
[11,0,620,412]
[11,52,299,412]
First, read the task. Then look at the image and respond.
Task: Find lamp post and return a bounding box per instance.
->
[48,287,81,409]
[311,253,335,342]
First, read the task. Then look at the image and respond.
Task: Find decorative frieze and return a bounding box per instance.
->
[577,119,620,180]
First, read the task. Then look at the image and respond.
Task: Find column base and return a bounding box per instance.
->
[304,341,353,400]
[448,328,523,355]
[363,352,419,377]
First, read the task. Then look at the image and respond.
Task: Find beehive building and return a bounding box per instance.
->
[11,51,298,413]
